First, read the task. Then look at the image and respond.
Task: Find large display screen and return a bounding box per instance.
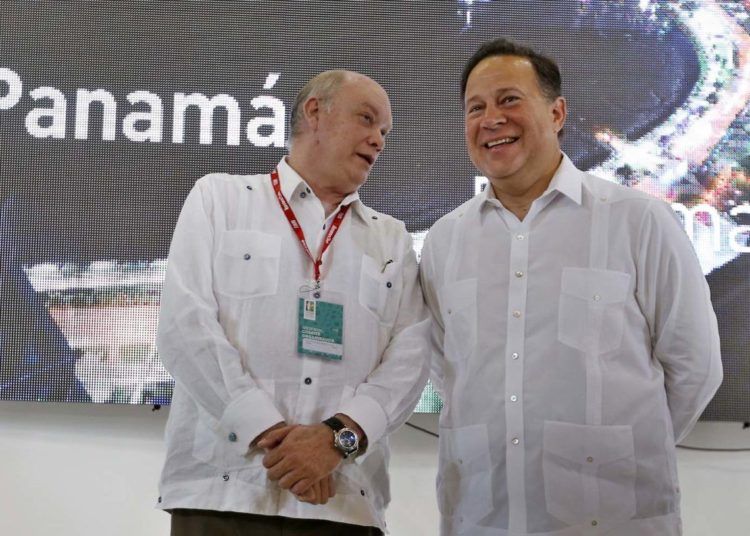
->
[1,1,748,418]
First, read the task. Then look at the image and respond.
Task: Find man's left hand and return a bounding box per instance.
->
[262,423,342,495]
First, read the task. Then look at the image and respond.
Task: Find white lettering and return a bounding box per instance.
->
[0,67,22,110]
[671,202,721,252]
[246,95,285,147]
[263,73,281,90]
[729,204,750,253]
[74,88,117,141]
[172,93,240,145]
[25,87,67,139]
[123,91,163,143]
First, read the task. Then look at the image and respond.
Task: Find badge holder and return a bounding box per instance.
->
[297,283,344,361]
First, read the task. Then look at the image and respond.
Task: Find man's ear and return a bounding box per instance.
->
[551,96,567,134]
[303,96,322,132]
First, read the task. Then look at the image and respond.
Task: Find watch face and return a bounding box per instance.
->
[339,430,358,450]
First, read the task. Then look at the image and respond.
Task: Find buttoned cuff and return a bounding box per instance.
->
[216,388,285,457]
[337,394,388,448]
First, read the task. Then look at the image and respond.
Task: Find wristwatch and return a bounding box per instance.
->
[323,416,360,459]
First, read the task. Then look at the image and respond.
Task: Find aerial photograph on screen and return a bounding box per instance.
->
[0,0,748,418]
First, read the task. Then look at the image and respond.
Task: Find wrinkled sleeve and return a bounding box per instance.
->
[337,226,430,448]
[636,200,723,443]
[418,228,447,399]
[157,178,284,455]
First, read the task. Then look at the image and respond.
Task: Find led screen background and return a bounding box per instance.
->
[0,0,748,418]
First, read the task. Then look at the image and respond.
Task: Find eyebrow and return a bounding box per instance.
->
[465,87,523,105]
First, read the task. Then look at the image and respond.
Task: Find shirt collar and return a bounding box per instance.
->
[276,157,366,221]
[480,151,582,208]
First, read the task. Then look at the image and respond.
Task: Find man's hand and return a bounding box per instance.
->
[261,423,342,496]
[251,421,294,449]
[294,474,336,505]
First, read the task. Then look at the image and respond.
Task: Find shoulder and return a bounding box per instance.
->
[356,202,409,237]
[581,172,684,236]
[426,195,482,239]
[193,171,268,195]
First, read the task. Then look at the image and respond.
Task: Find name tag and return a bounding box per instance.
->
[297,297,344,360]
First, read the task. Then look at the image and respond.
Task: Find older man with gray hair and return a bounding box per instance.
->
[156,70,429,535]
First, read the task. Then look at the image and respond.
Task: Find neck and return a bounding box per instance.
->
[489,152,562,220]
[286,153,348,217]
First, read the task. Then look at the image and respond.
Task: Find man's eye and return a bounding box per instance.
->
[361,113,373,123]
[502,96,519,104]
[468,105,483,113]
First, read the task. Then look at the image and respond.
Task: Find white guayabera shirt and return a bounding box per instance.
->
[156,157,429,531]
[420,154,722,536]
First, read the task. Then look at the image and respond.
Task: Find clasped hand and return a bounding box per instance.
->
[257,423,342,505]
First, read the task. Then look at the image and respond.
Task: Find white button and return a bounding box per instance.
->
[512,352,519,359]
[593,294,601,301]
[591,520,598,527]
[447,309,452,315]
[515,271,524,278]
[587,456,594,463]
[510,395,518,402]
[512,310,521,318]
[511,438,520,445]
[600,196,607,202]
[516,234,524,240]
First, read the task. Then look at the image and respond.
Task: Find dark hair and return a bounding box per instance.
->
[460,38,562,102]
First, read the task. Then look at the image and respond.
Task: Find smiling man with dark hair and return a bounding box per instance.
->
[420,38,722,536]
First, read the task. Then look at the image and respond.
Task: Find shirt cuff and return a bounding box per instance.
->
[216,388,285,457]
[337,394,388,447]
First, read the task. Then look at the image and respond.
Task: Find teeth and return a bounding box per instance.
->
[487,137,516,148]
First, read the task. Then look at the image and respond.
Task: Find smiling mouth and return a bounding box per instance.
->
[485,137,519,148]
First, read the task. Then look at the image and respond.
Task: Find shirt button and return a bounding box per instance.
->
[360,489,366,496]
[591,520,598,526]
[306,187,311,194]
[246,185,253,191]
[593,294,601,301]
[243,253,251,260]
[304,377,312,385]
[228,432,237,442]
[222,473,230,482]
[511,438,520,445]
[587,456,594,463]
[515,234,524,240]
[300,191,307,198]
[386,281,392,288]
[371,215,378,220]
[510,395,518,402]
[515,271,524,278]
[512,310,521,318]
[512,352,519,359]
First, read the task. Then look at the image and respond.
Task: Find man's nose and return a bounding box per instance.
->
[481,105,507,129]
[370,129,385,152]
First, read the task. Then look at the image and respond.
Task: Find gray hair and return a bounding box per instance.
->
[289,70,353,141]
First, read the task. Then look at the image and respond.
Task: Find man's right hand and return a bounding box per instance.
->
[294,474,336,505]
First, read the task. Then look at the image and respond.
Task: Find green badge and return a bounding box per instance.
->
[297,298,344,360]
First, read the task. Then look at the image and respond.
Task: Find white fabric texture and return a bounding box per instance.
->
[156,157,430,531]
[420,154,722,536]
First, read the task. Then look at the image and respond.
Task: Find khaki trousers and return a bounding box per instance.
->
[170,509,383,536]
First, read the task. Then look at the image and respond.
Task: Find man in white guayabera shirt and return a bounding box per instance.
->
[420,38,723,536]
[156,70,429,535]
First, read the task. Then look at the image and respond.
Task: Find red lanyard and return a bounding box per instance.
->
[271,169,350,284]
